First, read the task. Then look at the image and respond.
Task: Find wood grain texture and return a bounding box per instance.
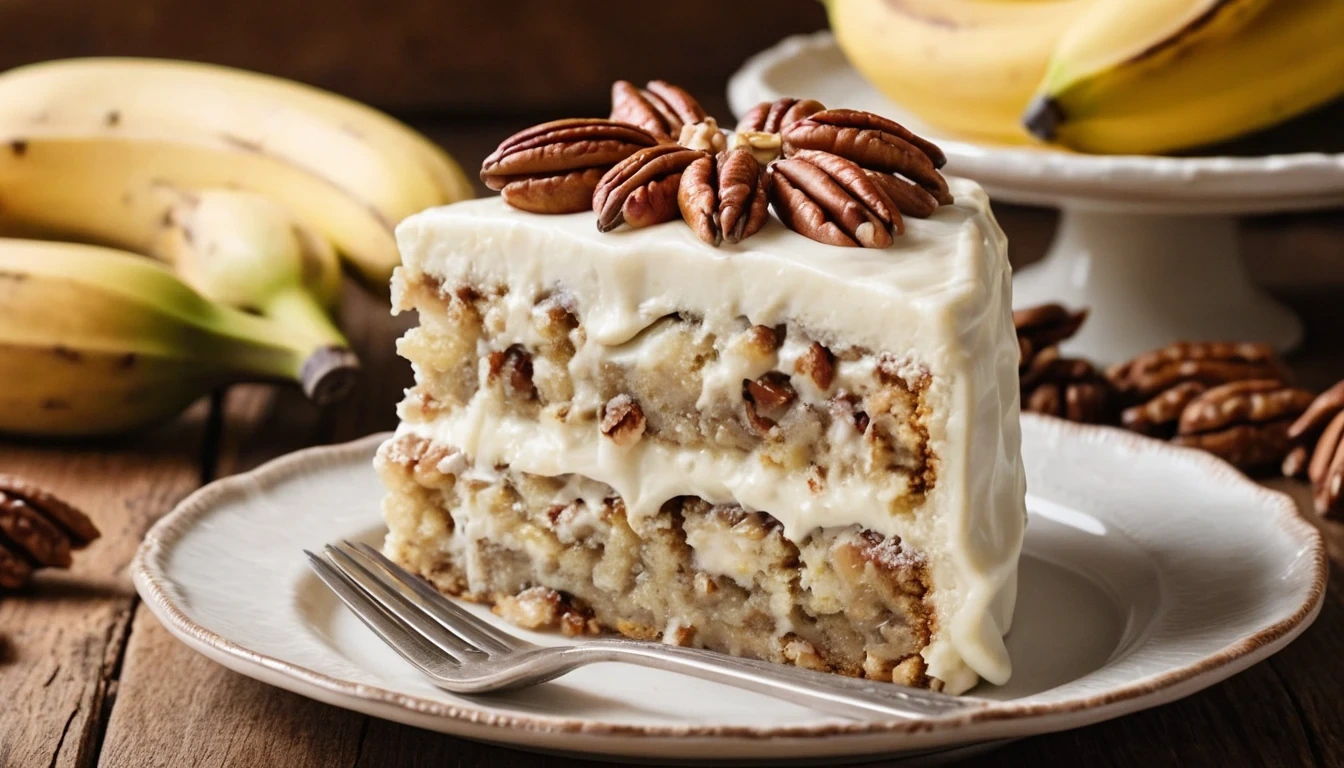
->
[0,406,211,768]
[0,1,827,114]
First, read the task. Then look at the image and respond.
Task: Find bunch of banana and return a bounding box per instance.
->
[0,241,355,437]
[0,57,477,437]
[826,0,1344,154]
[0,57,474,289]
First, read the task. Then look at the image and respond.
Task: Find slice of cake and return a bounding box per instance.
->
[376,82,1026,694]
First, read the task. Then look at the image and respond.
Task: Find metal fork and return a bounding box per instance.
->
[305,541,986,721]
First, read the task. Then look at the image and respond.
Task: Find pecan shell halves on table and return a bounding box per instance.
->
[1013,303,1089,372]
[0,475,100,590]
[1283,380,1344,518]
[1107,341,1290,402]
[678,148,769,246]
[610,80,707,141]
[781,109,952,206]
[766,149,902,248]
[593,144,708,232]
[1169,379,1313,472]
[480,119,660,214]
[1019,347,1115,424]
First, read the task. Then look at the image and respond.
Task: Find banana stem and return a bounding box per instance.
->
[261,287,361,405]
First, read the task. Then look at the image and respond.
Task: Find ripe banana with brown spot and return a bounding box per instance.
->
[0,240,356,438]
[0,57,475,289]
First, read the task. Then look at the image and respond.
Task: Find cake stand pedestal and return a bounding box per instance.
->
[729,31,1344,363]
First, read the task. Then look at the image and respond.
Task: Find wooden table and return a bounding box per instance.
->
[3,119,1343,768]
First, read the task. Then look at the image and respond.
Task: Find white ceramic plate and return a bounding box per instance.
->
[727,32,1344,214]
[132,417,1325,764]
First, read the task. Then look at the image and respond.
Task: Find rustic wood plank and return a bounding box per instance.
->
[95,280,410,768]
[0,404,211,768]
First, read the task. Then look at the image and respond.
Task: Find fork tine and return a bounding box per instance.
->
[346,541,520,655]
[323,546,481,661]
[303,551,460,681]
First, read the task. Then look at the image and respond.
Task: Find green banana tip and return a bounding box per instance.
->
[1022,96,1065,143]
[300,346,361,406]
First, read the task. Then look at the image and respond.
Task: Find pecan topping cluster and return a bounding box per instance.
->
[479,80,952,249]
[0,475,100,589]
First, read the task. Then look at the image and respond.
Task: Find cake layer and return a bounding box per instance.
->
[379,433,938,688]
[395,280,935,518]
[390,175,1025,691]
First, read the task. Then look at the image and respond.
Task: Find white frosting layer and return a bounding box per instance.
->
[393,176,1026,693]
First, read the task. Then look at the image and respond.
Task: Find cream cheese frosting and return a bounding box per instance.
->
[393,175,1026,693]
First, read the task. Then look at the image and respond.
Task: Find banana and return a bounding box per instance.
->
[149,189,347,354]
[824,0,1096,144]
[1024,0,1344,153]
[0,240,357,437]
[0,130,398,289]
[0,57,475,287]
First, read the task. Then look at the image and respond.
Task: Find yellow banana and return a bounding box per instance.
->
[0,240,357,437]
[0,130,396,288]
[1024,0,1344,153]
[0,57,475,287]
[150,189,348,353]
[824,0,1096,144]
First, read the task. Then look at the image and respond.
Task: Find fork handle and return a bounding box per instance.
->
[536,640,984,721]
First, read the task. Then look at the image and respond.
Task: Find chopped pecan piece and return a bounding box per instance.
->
[781,109,951,204]
[0,475,100,590]
[593,144,708,232]
[1283,380,1344,518]
[1169,379,1312,472]
[1107,341,1289,401]
[480,119,660,213]
[795,342,836,392]
[610,80,707,141]
[600,394,647,447]
[486,345,537,401]
[767,149,901,248]
[735,97,826,134]
[677,148,769,246]
[743,372,797,436]
[1019,347,1115,424]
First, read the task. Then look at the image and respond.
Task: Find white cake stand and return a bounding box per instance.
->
[729,32,1344,363]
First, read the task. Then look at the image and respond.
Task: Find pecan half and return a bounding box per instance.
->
[1122,381,1207,436]
[481,119,660,213]
[1177,379,1316,436]
[678,148,768,246]
[1169,379,1312,472]
[767,149,901,247]
[736,98,826,134]
[781,109,951,205]
[1283,380,1344,518]
[593,144,707,232]
[600,394,647,447]
[610,80,706,141]
[0,475,100,590]
[1107,341,1290,401]
[865,171,940,219]
[1019,347,1114,424]
[1014,303,1088,371]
